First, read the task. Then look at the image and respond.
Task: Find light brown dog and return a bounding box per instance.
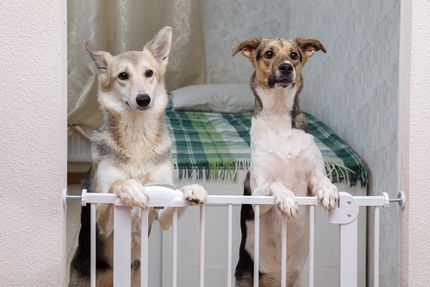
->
[69,26,208,287]
[233,37,337,287]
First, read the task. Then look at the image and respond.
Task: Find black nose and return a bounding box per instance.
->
[136,93,151,108]
[278,63,294,74]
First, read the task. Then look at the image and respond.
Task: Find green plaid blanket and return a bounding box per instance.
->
[166,111,367,187]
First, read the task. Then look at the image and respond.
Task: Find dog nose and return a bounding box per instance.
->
[278,63,294,74]
[136,93,151,108]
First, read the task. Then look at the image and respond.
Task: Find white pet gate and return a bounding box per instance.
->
[66,186,405,287]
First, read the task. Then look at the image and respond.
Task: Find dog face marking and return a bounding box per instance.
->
[233,37,326,89]
[232,37,326,118]
[255,39,302,88]
[84,26,172,112]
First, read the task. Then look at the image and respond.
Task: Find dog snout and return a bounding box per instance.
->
[278,63,294,74]
[136,93,151,108]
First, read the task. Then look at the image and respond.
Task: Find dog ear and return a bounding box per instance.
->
[144,26,172,65]
[295,38,327,63]
[83,41,112,74]
[232,38,262,61]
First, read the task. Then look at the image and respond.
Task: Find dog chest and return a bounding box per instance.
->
[251,125,315,176]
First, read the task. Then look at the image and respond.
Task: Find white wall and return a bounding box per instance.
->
[399,0,430,285]
[0,1,67,286]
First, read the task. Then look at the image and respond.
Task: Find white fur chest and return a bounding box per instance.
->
[250,116,315,193]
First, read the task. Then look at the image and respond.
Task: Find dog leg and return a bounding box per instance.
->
[294,112,308,132]
[69,268,113,287]
[109,179,148,208]
[158,207,185,230]
[158,184,208,230]
[95,162,146,236]
[251,182,273,215]
[180,184,208,204]
[234,277,253,287]
[252,181,298,217]
[270,182,299,219]
[308,172,338,209]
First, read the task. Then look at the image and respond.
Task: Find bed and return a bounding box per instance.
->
[167,110,367,187]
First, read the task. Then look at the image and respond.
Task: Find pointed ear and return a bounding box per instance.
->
[83,40,112,74]
[144,26,172,64]
[232,38,262,61]
[295,38,327,63]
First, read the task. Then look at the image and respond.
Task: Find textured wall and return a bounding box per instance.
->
[201,0,289,84]
[400,0,430,285]
[285,1,400,286]
[0,1,67,286]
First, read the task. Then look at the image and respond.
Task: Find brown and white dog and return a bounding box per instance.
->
[69,26,207,287]
[233,38,338,286]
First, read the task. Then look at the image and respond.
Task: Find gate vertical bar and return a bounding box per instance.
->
[373,207,380,287]
[227,204,233,287]
[309,206,315,287]
[200,205,206,287]
[172,208,178,287]
[281,216,288,287]
[90,204,96,287]
[141,208,149,287]
[114,205,132,287]
[253,205,260,287]
[339,219,358,287]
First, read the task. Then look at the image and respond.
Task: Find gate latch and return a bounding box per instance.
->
[328,192,359,224]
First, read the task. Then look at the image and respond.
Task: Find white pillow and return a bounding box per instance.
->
[171,83,254,113]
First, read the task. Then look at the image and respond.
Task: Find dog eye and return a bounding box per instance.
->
[118,72,129,80]
[290,52,299,60]
[145,69,154,78]
[264,50,274,59]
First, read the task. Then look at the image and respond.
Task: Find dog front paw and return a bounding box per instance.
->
[272,185,298,219]
[180,184,208,204]
[315,177,338,210]
[110,179,148,208]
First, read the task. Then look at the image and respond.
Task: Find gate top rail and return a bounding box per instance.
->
[72,185,403,208]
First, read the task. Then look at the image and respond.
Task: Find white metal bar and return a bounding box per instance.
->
[172,208,178,287]
[227,204,233,287]
[374,207,380,287]
[83,193,388,207]
[253,205,260,287]
[309,206,315,287]
[281,216,288,287]
[114,206,132,287]
[90,204,96,287]
[354,196,387,207]
[141,208,149,287]
[339,219,358,287]
[200,205,206,287]
[208,196,318,206]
